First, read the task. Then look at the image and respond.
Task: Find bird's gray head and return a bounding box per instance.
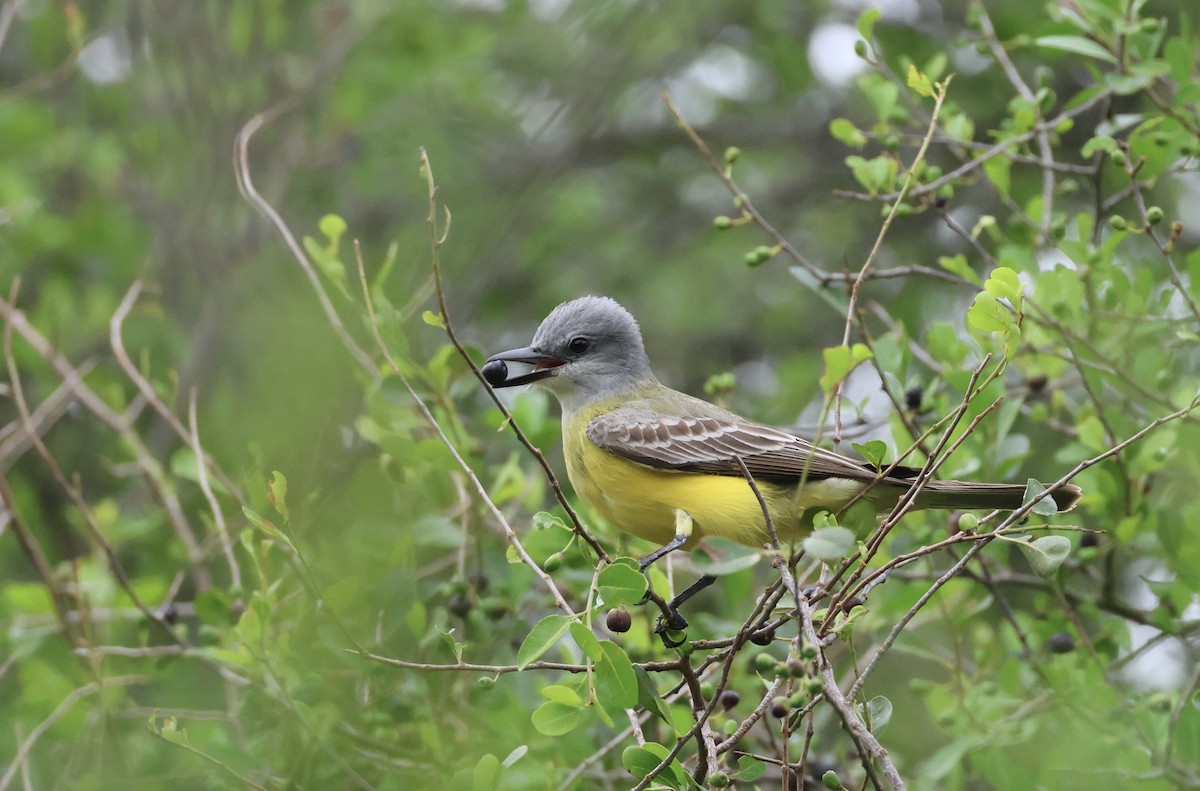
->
[482,296,656,410]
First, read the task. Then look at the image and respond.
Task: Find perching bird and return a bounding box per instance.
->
[482,296,1081,643]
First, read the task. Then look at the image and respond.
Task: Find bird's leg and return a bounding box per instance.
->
[634,510,717,648]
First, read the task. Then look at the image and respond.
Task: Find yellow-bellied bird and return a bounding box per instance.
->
[482,296,1081,643]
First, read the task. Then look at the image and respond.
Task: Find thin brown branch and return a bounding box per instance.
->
[417,148,609,563]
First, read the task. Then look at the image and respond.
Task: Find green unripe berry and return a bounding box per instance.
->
[854,40,869,59]
[722,718,739,734]
[476,676,495,691]
[957,512,979,533]
[823,769,845,790]
[801,643,818,660]
[754,653,777,673]
[788,692,807,709]
[700,682,716,700]
[805,677,825,695]
[924,165,943,181]
[1109,215,1128,231]
[542,552,565,572]
[744,251,761,267]
[1140,18,1160,32]
[755,245,772,261]
[724,146,741,164]
[1146,206,1164,225]
[709,771,730,788]
[713,215,733,230]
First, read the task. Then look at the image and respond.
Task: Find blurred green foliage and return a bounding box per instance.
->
[2,0,1200,789]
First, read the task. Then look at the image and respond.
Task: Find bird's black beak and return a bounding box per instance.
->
[481,347,568,388]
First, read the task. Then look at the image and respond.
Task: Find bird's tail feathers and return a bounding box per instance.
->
[909,479,1082,513]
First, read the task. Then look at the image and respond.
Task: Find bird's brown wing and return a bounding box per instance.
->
[585,407,881,483]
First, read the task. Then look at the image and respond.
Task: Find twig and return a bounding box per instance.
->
[352,242,574,614]
[0,676,146,791]
[3,284,183,645]
[233,102,377,375]
[416,148,608,562]
[186,390,243,591]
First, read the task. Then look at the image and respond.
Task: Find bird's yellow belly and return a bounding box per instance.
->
[565,429,858,551]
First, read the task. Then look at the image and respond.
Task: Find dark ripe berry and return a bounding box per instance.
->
[162,604,180,625]
[750,628,775,646]
[801,586,820,601]
[230,598,246,620]
[447,594,473,619]
[841,596,865,612]
[478,596,510,620]
[786,658,806,677]
[1080,532,1100,549]
[481,360,508,387]
[770,698,789,718]
[1048,632,1075,654]
[904,386,924,411]
[719,689,740,711]
[468,571,489,593]
[606,607,632,633]
[1026,374,1049,393]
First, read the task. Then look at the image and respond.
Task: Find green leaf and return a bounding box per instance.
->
[1034,35,1117,64]
[967,293,1013,333]
[861,695,893,734]
[1024,479,1059,516]
[737,754,766,781]
[984,267,1023,303]
[531,701,584,736]
[906,64,934,97]
[267,470,289,522]
[569,621,602,662]
[830,118,867,148]
[845,154,898,195]
[803,527,856,561]
[539,684,583,705]
[819,344,873,393]
[422,309,446,329]
[1019,535,1072,577]
[501,745,528,769]
[857,6,880,40]
[516,614,574,669]
[595,640,639,710]
[242,506,296,554]
[635,665,676,728]
[472,754,500,791]
[598,558,648,606]
[318,213,348,243]
[622,743,689,789]
[938,254,983,287]
[852,440,887,469]
[1080,134,1118,157]
[982,155,1011,198]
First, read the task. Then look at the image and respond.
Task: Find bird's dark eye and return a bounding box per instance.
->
[567,336,591,355]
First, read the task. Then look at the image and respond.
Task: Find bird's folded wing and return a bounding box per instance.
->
[585,408,876,482]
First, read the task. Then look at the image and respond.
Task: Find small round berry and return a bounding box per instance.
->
[1048,632,1075,654]
[606,607,632,633]
[904,386,923,411]
[542,552,565,573]
[719,689,740,711]
[770,698,789,718]
[447,594,473,619]
[481,360,508,386]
